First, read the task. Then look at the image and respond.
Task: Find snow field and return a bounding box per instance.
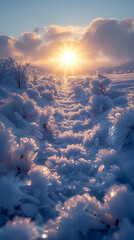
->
[0,58,134,240]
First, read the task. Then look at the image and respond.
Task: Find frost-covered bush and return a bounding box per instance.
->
[41,90,54,101]
[22,95,39,120]
[45,194,96,240]
[44,193,112,240]
[0,122,17,167]
[83,124,102,149]
[88,148,119,193]
[38,110,50,131]
[0,177,23,214]
[109,219,134,240]
[0,93,24,123]
[0,57,15,82]
[104,185,134,220]
[12,62,30,89]
[107,107,134,149]
[73,84,89,102]
[89,94,114,115]
[0,57,30,89]
[26,89,40,99]
[0,92,47,125]
[0,217,39,240]
[0,122,38,173]
[89,74,112,95]
[26,165,60,218]
[44,185,134,240]
[12,137,38,174]
[74,84,84,95]
[28,166,49,204]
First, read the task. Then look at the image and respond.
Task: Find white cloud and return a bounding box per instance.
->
[1,18,134,70]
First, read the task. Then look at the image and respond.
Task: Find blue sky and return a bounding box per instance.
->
[0,0,134,38]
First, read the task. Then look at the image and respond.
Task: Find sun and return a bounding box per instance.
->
[49,42,86,75]
[63,51,75,64]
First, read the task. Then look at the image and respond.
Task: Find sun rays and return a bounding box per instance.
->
[49,42,85,75]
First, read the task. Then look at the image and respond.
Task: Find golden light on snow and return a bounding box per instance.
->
[42,233,48,238]
[27,180,32,186]
[111,191,115,197]
[63,51,75,64]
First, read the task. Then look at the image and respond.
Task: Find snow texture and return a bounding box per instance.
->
[0,58,134,240]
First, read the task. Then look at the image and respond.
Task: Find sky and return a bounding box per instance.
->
[0,0,134,73]
[1,0,134,37]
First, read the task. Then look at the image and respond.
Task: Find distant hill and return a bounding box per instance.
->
[98,61,134,74]
[31,65,50,74]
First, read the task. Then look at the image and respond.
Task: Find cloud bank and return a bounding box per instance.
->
[1,18,134,72]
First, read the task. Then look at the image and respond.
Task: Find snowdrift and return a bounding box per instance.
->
[0,57,134,240]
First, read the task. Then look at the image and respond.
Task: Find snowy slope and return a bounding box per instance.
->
[0,58,134,240]
[99,61,134,74]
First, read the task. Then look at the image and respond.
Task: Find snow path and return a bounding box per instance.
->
[1,64,134,240]
[39,78,94,199]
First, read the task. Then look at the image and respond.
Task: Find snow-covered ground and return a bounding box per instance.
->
[0,58,134,240]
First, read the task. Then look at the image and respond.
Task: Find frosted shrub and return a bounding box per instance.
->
[12,137,38,174]
[45,186,134,240]
[26,89,40,99]
[0,93,41,125]
[89,94,114,115]
[89,74,112,95]
[120,153,134,188]
[45,193,109,240]
[45,194,94,240]
[27,165,60,218]
[38,110,50,131]
[28,166,49,204]
[12,62,30,89]
[73,84,86,99]
[0,57,15,83]
[23,97,39,120]
[0,217,39,240]
[31,67,38,82]
[104,185,134,220]
[41,89,54,101]
[0,58,30,89]
[107,107,134,149]
[83,124,101,148]
[0,122,38,173]
[110,219,134,240]
[0,93,24,122]
[0,176,22,213]
[0,122,17,167]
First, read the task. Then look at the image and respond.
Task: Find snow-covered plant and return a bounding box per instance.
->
[0,122,38,173]
[31,67,38,83]
[109,219,134,240]
[0,93,39,124]
[0,176,23,214]
[38,110,50,131]
[12,62,30,89]
[89,94,114,115]
[0,57,15,83]
[89,74,112,95]
[12,137,38,174]
[0,122,17,167]
[44,184,134,240]
[0,217,39,240]
[0,57,30,89]
[107,107,134,149]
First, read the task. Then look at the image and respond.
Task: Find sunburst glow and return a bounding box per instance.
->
[63,51,75,64]
[49,42,87,75]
